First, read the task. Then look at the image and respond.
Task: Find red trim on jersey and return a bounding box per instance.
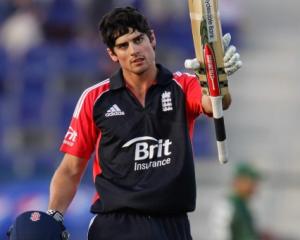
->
[93,131,102,181]
[173,72,203,139]
[60,80,111,203]
[92,192,100,204]
[91,124,103,203]
[60,80,110,190]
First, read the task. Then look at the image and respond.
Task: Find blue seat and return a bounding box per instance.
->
[59,41,101,100]
[18,44,59,126]
[0,46,9,97]
[192,117,215,159]
[22,43,56,77]
[63,40,101,75]
[58,95,77,131]
[0,150,13,179]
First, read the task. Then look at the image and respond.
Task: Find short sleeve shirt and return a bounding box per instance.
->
[60,64,204,214]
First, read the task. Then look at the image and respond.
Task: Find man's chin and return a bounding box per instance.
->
[131,65,148,75]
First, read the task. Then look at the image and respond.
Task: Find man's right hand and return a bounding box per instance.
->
[47,209,70,240]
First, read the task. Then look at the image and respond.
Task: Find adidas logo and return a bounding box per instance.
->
[105,104,125,117]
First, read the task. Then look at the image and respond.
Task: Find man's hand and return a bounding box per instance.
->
[222,33,242,76]
[184,33,242,76]
[47,209,65,222]
[7,210,70,240]
[47,209,70,240]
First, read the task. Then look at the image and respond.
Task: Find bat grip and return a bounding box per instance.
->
[210,96,228,164]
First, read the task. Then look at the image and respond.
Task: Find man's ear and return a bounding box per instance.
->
[150,30,156,50]
[107,48,119,62]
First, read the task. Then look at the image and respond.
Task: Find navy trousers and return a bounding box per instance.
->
[88,212,193,240]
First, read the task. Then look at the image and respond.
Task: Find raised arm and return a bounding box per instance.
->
[202,92,232,115]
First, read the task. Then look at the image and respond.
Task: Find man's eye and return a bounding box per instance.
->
[117,43,128,49]
[134,36,144,44]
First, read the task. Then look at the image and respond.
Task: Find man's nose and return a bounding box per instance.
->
[129,42,139,55]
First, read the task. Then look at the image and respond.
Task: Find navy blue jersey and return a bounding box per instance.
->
[61,64,204,215]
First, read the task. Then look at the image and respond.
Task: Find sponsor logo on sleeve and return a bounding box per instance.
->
[63,127,78,147]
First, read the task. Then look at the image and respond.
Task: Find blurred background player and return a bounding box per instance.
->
[209,162,265,240]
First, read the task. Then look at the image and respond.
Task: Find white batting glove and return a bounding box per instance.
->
[184,33,242,76]
[222,33,242,76]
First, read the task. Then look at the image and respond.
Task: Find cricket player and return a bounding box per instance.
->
[47,6,242,240]
[210,162,262,240]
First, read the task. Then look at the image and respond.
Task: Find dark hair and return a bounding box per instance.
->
[99,6,152,49]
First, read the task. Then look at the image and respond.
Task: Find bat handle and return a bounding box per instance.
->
[210,96,228,164]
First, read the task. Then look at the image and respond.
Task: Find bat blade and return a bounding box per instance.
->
[188,0,229,163]
[188,0,228,96]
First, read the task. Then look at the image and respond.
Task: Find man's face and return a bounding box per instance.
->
[107,29,156,76]
[234,176,259,199]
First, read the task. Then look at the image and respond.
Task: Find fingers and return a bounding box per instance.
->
[223,45,237,63]
[222,33,231,51]
[184,58,200,69]
[185,32,242,77]
[224,52,240,68]
[223,33,242,76]
[225,60,243,76]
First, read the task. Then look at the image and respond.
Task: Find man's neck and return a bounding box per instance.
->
[123,65,157,89]
[123,65,158,106]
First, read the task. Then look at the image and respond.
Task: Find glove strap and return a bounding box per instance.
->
[47,209,64,222]
[47,210,70,240]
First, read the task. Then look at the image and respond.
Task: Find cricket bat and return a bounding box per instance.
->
[186,0,229,164]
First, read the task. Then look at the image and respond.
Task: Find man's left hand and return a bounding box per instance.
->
[222,33,242,76]
[184,33,242,76]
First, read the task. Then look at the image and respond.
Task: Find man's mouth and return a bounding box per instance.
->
[131,57,144,63]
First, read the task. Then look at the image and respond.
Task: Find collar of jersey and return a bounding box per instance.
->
[109,64,173,90]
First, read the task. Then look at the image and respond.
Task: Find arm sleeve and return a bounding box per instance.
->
[174,72,203,118]
[60,90,99,160]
